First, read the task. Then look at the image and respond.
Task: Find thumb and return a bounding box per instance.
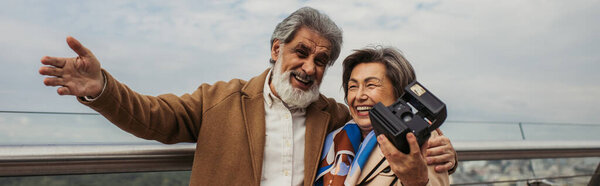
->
[66,36,92,57]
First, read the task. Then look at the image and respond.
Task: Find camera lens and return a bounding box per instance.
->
[401,113,413,122]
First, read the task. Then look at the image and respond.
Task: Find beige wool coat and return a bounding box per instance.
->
[80,69,352,186]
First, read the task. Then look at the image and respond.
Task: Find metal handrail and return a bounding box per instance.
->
[1,141,599,177]
[0,144,195,176]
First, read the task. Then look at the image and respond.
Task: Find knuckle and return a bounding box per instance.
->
[390,152,401,159]
[46,78,55,85]
[441,137,450,143]
[388,151,397,158]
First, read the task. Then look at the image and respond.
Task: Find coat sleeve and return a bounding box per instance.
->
[78,69,209,144]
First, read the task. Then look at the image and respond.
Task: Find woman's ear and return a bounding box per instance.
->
[271,39,281,62]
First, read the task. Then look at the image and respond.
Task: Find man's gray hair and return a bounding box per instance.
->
[341,46,417,101]
[270,7,343,66]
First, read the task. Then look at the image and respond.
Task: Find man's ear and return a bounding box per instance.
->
[271,39,281,62]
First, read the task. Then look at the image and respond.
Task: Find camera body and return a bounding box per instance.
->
[369,81,447,154]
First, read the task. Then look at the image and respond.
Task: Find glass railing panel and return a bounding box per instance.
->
[441,121,600,141]
[521,123,600,140]
[3,111,600,144]
[440,121,525,141]
[0,112,156,145]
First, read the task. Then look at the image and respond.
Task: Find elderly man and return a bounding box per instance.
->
[39,7,455,186]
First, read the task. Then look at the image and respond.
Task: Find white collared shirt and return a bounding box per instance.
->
[261,69,307,186]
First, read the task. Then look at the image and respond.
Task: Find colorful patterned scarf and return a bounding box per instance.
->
[315,121,378,186]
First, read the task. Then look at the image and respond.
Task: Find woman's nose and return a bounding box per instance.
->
[357,87,368,100]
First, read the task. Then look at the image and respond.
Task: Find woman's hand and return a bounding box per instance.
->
[378,133,429,186]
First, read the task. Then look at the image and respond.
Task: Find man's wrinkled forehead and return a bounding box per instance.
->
[294,33,332,57]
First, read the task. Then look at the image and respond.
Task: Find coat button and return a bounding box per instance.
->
[382,166,391,173]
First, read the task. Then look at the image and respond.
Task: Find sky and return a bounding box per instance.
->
[1,0,599,144]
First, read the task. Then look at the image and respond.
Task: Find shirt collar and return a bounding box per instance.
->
[263,68,276,108]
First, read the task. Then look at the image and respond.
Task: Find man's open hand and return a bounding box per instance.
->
[39,36,104,97]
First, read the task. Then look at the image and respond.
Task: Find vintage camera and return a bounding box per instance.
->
[369,81,447,154]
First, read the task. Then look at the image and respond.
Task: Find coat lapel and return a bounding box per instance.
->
[241,69,269,185]
[303,98,330,186]
[359,145,389,183]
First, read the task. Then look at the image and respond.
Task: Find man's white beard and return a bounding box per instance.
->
[271,57,321,110]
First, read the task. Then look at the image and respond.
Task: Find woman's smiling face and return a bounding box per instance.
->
[346,62,397,135]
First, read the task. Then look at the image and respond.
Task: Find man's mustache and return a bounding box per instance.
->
[290,70,315,84]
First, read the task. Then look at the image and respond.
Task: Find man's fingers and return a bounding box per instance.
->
[434,161,454,173]
[426,145,449,156]
[41,56,67,68]
[39,66,64,77]
[426,153,453,165]
[435,128,444,136]
[57,87,72,95]
[43,77,64,86]
[427,135,449,147]
[66,36,91,57]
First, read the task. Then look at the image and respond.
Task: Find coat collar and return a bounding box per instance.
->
[358,145,390,183]
[241,69,270,98]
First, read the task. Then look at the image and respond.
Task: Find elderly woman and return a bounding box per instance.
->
[315,46,451,186]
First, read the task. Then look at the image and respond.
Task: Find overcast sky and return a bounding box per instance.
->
[1,0,599,143]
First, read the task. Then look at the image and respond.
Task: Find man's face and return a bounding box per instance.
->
[270,27,332,94]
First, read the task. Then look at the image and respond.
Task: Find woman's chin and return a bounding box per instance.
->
[357,124,373,133]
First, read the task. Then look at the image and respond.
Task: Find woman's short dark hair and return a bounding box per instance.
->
[342,46,416,102]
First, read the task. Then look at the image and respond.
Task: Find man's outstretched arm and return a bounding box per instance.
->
[38,36,203,144]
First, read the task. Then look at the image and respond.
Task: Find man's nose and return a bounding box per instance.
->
[301,58,316,76]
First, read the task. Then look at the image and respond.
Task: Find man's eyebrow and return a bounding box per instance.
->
[315,52,331,63]
[294,42,312,52]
